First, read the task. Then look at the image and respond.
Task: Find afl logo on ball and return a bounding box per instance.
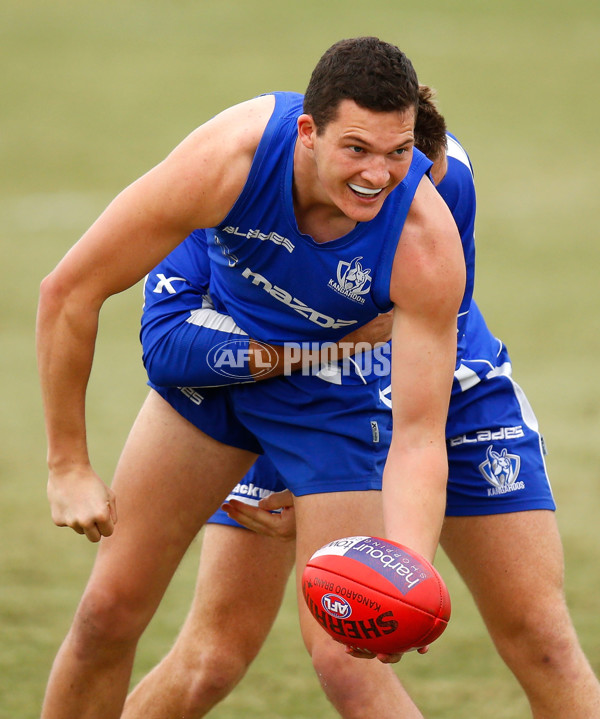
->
[321,594,352,619]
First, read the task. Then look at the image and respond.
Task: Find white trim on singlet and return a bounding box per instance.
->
[186,293,248,335]
[446,134,473,174]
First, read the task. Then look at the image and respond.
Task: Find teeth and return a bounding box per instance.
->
[348,183,382,197]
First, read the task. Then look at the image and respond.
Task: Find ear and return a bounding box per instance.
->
[297,114,317,149]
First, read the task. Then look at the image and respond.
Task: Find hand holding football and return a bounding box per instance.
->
[302,536,451,655]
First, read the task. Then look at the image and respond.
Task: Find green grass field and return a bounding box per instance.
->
[2,1,600,716]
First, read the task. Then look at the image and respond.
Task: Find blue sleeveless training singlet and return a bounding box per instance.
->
[170,92,434,345]
[140,114,554,509]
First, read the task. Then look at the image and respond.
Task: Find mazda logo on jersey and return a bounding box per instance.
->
[241,266,357,330]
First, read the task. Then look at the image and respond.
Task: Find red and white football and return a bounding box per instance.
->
[302,536,451,655]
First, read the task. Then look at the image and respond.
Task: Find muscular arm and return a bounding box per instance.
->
[36,95,275,540]
[383,176,465,562]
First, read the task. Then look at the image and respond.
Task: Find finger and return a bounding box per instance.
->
[226,498,274,520]
[273,507,297,540]
[60,515,86,535]
[417,645,429,655]
[259,489,294,511]
[375,652,403,664]
[95,516,115,538]
[73,503,115,541]
[224,501,278,534]
[344,645,376,659]
[224,499,266,522]
[77,502,116,540]
[97,499,117,536]
[222,501,261,527]
[83,523,102,543]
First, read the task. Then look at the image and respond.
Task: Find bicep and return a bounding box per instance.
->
[388,181,465,433]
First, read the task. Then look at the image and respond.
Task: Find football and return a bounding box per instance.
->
[302,536,451,655]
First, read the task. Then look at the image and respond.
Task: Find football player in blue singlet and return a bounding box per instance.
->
[37,38,467,719]
[121,89,600,719]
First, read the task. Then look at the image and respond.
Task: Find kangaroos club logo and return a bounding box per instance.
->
[206,338,278,379]
[479,445,521,488]
[328,257,373,304]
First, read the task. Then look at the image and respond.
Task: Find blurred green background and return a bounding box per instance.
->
[1,1,599,717]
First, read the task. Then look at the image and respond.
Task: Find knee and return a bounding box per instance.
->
[179,647,250,714]
[490,594,581,671]
[69,584,150,656]
[311,637,347,674]
[310,638,360,700]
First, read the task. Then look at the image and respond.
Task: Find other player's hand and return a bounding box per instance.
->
[223,489,296,541]
[258,488,294,512]
[340,310,392,350]
[47,466,117,543]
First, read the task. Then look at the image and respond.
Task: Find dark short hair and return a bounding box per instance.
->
[414,85,447,162]
[304,37,420,133]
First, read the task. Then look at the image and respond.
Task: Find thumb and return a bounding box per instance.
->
[107,492,118,524]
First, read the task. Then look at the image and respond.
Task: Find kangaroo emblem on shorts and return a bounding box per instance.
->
[479,445,521,488]
[337,257,372,295]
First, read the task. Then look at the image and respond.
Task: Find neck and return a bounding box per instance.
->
[429,153,448,186]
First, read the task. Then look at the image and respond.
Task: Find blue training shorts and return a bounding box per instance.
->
[152,369,554,513]
[150,368,391,497]
[203,369,554,527]
[380,370,555,516]
[443,372,555,516]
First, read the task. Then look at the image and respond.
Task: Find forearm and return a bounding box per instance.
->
[144,329,335,386]
[143,310,391,388]
[37,276,98,471]
[37,265,124,540]
[381,442,448,562]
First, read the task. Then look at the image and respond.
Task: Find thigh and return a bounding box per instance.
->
[294,490,385,648]
[181,523,296,653]
[85,390,258,623]
[441,510,565,626]
[206,454,286,529]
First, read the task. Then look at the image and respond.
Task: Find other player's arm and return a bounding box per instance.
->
[144,296,392,387]
[36,96,275,541]
[247,312,393,381]
[383,175,465,563]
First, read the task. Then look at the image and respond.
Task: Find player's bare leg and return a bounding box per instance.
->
[294,490,424,719]
[40,391,257,719]
[122,523,295,719]
[441,510,600,719]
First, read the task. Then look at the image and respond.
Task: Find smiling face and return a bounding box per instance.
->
[297,99,416,224]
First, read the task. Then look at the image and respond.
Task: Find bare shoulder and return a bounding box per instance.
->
[148,94,277,228]
[390,176,465,313]
[187,94,276,154]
